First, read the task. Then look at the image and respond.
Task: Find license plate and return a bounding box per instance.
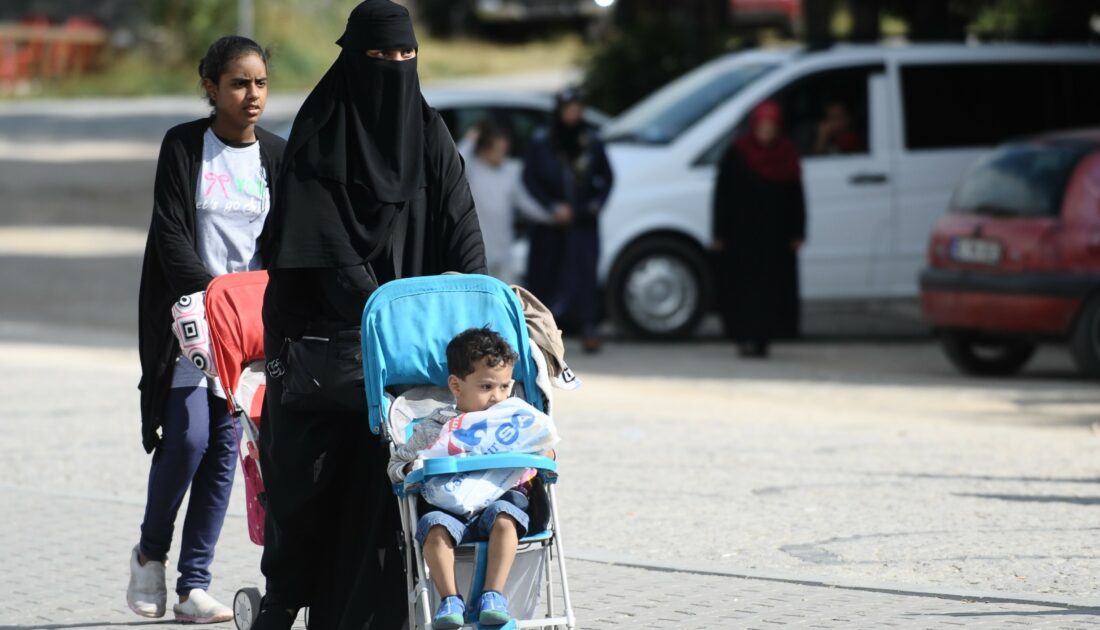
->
[950,238,1002,265]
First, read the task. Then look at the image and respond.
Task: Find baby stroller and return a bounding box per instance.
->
[360,274,575,630]
[203,271,273,629]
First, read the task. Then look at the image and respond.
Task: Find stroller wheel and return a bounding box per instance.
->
[233,587,263,630]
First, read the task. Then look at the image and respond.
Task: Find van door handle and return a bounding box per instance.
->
[848,172,889,185]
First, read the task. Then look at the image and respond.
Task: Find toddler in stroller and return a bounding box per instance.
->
[362,274,574,630]
[387,328,557,628]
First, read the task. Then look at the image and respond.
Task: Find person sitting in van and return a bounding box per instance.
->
[813,100,864,155]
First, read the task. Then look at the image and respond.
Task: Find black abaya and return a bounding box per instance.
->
[257,3,486,627]
[259,111,485,628]
[521,124,613,336]
[712,147,806,342]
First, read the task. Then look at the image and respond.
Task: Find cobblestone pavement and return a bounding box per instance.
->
[2,484,1100,630]
[1,339,1099,628]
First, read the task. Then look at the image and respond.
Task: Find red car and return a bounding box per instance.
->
[920,130,1100,377]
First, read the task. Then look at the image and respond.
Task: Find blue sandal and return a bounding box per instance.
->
[434,595,465,629]
[477,591,511,626]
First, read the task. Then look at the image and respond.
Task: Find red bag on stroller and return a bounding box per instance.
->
[206,271,268,545]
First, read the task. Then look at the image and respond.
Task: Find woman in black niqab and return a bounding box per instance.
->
[268,0,428,271]
[521,89,614,353]
[255,3,486,629]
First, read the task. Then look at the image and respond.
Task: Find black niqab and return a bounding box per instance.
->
[268,0,428,269]
[551,89,584,161]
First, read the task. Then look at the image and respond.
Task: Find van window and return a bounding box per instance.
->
[439,106,491,144]
[502,108,548,157]
[951,143,1090,217]
[603,61,777,145]
[695,64,882,166]
[441,106,601,158]
[772,65,879,157]
[902,63,1100,150]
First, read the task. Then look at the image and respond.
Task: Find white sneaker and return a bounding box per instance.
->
[173,588,234,624]
[126,544,166,618]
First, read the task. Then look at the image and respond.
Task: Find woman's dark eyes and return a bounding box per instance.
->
[367,50,413,59]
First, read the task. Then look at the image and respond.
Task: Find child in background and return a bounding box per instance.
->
[388,327,537,628]
[463,118,555,284]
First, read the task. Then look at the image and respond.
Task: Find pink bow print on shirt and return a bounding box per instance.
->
[204,172,231,198]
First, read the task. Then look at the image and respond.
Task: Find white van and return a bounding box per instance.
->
[599,44,1100,338]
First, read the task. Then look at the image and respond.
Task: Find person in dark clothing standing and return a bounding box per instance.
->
[522,88,614,353]
[132,36,285,623]
[253,2,486,629]
[711,100,806,358]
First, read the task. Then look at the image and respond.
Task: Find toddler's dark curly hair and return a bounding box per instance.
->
[446,327,518,378]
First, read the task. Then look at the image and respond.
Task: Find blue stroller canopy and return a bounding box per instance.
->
[360,274,545,435]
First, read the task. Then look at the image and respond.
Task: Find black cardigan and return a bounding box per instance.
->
[137,118,286,453]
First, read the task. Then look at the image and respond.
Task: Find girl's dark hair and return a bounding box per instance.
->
[198,35,270,106]
[446,327,518,378]
[474,119,510,156]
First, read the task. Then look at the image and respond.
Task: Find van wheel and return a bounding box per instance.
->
[939,331,1036,376]
[608,236,709,339]
[1069,295,1100,377]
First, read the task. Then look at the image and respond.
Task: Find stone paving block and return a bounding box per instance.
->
[4,341,1100,629]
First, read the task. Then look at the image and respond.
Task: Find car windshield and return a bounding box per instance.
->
[952,143,1091,218]
[603,61,777,145]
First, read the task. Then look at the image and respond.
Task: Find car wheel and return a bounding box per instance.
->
[1069,294,1100,377]
[608,236,709,339]
[939,331,1036,377]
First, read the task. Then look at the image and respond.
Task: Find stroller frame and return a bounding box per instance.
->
[392,438,574,629]
[360,275,576,630]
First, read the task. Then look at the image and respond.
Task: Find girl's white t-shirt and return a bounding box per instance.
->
[171,128,270,394]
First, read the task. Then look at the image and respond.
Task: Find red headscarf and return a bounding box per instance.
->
[733,101,801,182]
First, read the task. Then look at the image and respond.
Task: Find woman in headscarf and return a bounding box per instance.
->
[522,88,614,353]
[711,101,806,358]
[254,2,485,628]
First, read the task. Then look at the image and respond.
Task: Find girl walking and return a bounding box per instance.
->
[130,35,285,623]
